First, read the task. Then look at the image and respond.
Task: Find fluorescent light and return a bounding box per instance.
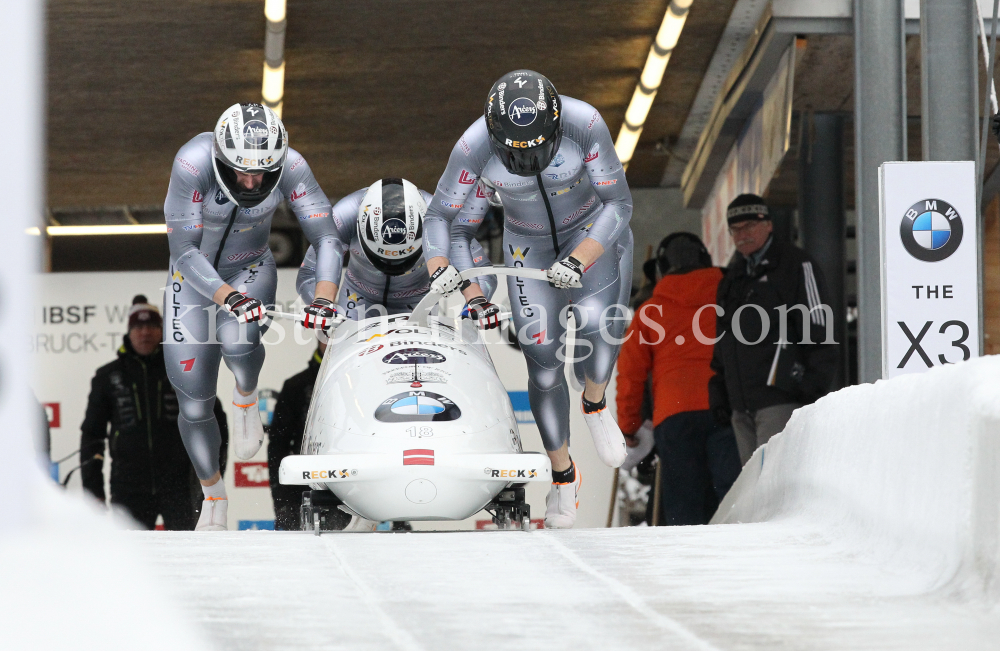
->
[262,61,285,105]
[615,0,693,167]
[26,224,168,236]
[265,0,286,23]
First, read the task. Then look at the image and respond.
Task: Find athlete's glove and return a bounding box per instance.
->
[429,265,462,296]
[462,296,502,330]
[302,298,339,330]
[223,291,265,324]
[546,256,585,289]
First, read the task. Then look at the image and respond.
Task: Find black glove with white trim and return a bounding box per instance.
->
[302,298,340,330]
[462,296,502,330]
[223,291,265,324]
[546,256,585,289]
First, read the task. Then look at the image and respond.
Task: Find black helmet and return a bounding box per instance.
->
[212,103,287,208]
[485,70,562,177]
[656,232,713,275]
[356,178,426,276]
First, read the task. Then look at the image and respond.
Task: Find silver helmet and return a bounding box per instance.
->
[212,103,287,208]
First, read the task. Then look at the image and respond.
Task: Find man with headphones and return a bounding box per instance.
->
[615,233,741,525]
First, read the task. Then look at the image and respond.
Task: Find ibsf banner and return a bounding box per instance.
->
[879,161,980,379]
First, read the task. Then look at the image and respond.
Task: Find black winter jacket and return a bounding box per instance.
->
[268,349,322,510]
[79,336,227,502]
[709,238,839,414]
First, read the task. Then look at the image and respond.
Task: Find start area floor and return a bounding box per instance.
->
[134,525,999,651]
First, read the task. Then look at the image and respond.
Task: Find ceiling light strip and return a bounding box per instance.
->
[26,225,168,236]
[614,0,694,168]
[262,0,287,118]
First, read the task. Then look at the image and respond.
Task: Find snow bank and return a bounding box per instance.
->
[712,356,1000,599]
[0,475,212,651]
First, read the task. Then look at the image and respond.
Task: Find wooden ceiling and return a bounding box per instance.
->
[46,0,738,208]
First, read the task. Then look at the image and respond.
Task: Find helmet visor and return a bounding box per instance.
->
[489,129,562,177]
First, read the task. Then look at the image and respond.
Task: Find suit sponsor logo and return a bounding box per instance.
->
[290,183,307,202]
[592,179,617,187]
[459,137,471,156]
[179,358,195,372]
[507,217,543,231]
[508,245,530,261]
[215,189,229,204]
[227,247,267,262]
[183,224,203,231]
[192,190,204,203]
[587,110,600,130]
[458,170,476,185]
[584,144,600,163]
[176,157,200,176]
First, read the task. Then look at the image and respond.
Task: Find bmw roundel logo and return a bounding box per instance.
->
[375,391,461,422]
[508,97,538,127]
[380,218,408,245]
[900,198,963,262]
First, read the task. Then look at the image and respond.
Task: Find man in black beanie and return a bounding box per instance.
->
[709,194,839,464]
[79,295,228,529]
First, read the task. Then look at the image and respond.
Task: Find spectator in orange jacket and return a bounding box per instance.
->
[616,233,741,525]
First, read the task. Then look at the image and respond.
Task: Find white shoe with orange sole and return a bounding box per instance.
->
[582,403,628,468]
[195,497,228,531]
[232,389,264,460]
[544,462,581,529]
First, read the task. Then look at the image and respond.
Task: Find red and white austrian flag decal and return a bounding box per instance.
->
[403,449,434,466]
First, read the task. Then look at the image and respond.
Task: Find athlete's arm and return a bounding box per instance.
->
[281,150,339,303]
[569,102,632,266]
[425,118,492,275]
[164,136,231,302]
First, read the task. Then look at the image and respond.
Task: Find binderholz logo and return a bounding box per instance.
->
[900,198,963,262]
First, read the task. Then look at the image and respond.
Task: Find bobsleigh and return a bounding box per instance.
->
[276,266,553,531]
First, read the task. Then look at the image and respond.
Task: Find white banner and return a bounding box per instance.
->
[879,161,980,379]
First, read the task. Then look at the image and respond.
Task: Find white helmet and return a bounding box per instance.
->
[357,178,426,276]
[212,103,288,208]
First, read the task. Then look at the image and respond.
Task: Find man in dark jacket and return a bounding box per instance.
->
[80,295,228,530]
[709,195,839,464]
[267,342,337,530]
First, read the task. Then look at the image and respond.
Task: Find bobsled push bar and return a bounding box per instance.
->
[411,265,569,328]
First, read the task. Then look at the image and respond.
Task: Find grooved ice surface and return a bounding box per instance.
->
[134,526,999,650]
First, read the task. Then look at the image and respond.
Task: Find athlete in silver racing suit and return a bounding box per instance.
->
[163,103,339,531]
[424,71,633,528]
[295,184,496,316]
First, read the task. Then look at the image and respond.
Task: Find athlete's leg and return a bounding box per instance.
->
[573,229,634,398]
[218,259,278,461]
[569,230,633,468]
[163,266,225,483]
[504,233,570,457]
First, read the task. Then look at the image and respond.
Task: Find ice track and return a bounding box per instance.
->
[135,524,998,651]
[133,357,1000,650]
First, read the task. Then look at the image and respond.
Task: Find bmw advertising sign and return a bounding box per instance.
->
[879,161,979,379]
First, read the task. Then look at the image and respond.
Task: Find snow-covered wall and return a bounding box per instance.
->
[712,356,1000,599]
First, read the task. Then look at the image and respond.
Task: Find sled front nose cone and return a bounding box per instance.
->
[405,479,437,504]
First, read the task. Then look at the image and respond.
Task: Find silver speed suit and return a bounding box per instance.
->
[423,97,633,451]
[163,133,338,479]
[296,187,496,317]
